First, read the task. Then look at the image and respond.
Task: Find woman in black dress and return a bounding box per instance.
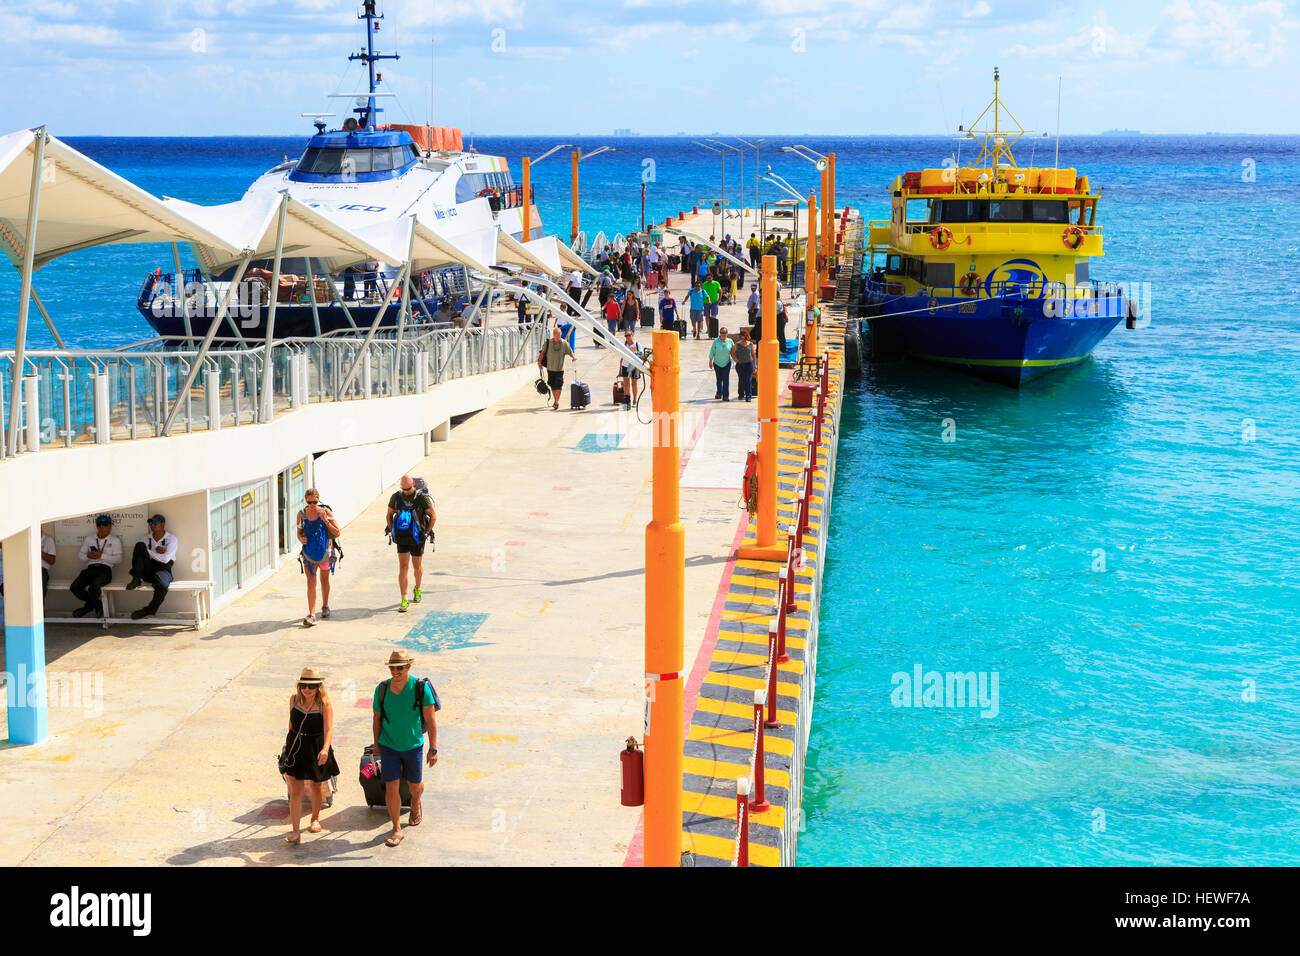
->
[283,667,340,843]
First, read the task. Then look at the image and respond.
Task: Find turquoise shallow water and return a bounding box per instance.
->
[800,137,1300,865]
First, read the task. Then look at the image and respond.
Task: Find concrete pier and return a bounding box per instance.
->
[0,262,828,866]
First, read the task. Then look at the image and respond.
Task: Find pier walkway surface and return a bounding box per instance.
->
[0,267,789,866]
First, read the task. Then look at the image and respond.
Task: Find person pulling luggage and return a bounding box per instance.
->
[372,650,438,847]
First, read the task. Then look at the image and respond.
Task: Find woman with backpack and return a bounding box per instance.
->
[297,488,340,626]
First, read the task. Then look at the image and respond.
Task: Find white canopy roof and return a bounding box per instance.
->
[524,236,597,277]
[0,128,246,269]
[457,225,558,277]
[350,216,494,275]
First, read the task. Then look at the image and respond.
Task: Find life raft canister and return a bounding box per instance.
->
[1062,225,1085,250]
[959,271,981,296]
[929,226,954,250]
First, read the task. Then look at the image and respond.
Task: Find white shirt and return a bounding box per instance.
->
[140,531,179,565]
[568,270,582,289]
[647,247,660,265]
[79,533,122,568]
[41,535,56,567]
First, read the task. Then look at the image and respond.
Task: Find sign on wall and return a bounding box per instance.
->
[53,508,150,548]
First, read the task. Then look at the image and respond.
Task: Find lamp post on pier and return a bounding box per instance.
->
[571,145,618,244]
[520,143,575,244]
[734,137,768,219]
[692,141,727,235]
[706,139,744,222]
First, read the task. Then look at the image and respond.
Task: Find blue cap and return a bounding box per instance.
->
[95,514,112,525]
[148,514,166,525]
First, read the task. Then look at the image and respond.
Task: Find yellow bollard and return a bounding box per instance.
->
[738,256,788,563]
[644,329,684,866]
[521,156,532,243]
[804,191,819,363]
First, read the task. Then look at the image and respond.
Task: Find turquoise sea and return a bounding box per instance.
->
[2,134,1297,865]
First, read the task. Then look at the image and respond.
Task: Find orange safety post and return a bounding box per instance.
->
[643,329,684,867]
[570,149,580,243]
[820,165,831,290]
[521,156,532,243]
[804,190,819,364]
[737,255,787,562]
[829,152,837,256]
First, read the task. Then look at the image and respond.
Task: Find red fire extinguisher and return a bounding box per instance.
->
[620,737,644,807]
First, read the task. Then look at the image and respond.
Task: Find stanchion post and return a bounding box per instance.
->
[804,191,818,364]
[738,255,786,562]
[644,329,684,867]
[765,624,782,729]
[751,689,770,813]
[776,568,791,663]
[736,778,751,867]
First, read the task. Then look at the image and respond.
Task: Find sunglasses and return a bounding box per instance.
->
[387,664,410,671]
[297,683,318,690]
[305,499,319,505]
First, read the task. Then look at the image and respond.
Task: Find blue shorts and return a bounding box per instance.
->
[379,745,423,784]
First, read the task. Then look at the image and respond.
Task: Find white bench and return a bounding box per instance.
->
[45,578,214,630]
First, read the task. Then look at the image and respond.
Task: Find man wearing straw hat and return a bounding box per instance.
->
[372,649,438,847]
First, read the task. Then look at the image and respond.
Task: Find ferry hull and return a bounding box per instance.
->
[137,298,443,340]
[865,293,1125,387]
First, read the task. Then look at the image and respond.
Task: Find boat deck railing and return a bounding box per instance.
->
[864,276,1128,301]
[0,321,543,461]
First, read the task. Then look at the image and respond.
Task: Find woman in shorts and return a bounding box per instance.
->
[297,488,339,626]
[619,330,644,407]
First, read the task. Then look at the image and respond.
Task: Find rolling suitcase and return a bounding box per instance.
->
[640,306,654,328]
[677,318,687,339]
[645,271,659,290]
[707,316,720,339]
[360,745,412,808]
[570,380,591,409]
[613,380,627,406]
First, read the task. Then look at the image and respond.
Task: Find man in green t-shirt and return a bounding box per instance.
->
[373,649,438,846]
[702,276,722,337]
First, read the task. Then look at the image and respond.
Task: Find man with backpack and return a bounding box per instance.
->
[386,475,436,613]
[372,649,439,847]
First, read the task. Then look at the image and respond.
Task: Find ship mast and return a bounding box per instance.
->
[964,66,1028,170]
[349,1,400,128]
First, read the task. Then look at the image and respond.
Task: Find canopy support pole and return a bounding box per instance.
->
[161,255,253,436]
[259,193,290,423]
[394,219,418,360]
[323,270,360,330]
[195,264,250,346]
[29,287,66,350]
[435,286,487,379]
[171,242,194,346]
[304,257,323,337]
[7,127,46,456]
[336,260,411,401]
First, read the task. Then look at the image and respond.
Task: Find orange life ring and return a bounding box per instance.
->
[1063,226,1085,250]
[929,226,953,250]
[959,271,981,296]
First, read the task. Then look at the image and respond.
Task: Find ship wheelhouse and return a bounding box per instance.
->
[289,130,421,184]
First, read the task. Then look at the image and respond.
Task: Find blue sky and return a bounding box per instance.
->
[2,0,1297,135]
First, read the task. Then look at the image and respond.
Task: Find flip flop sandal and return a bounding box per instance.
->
[286,833,301,844]
[408,812,422,827]
[385,832,404,847]
[309,822,323,833]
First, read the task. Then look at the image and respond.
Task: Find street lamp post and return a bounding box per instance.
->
[571,145,618,243]
[706,139,744,219]
[692,141,726,236]
[521,143,576,243]
[735,137,767,215]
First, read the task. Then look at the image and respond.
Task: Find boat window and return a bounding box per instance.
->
[885,254,902,274]
[923,262,955,288]
[372,148,394,172]
[1075,260,1090,283]
[934,200,986,223]
[987,199,1024,221]
[1029,200,1068,223]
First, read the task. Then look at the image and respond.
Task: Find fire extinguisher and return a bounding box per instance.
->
[742,451,759,516]
[620,737,644,807]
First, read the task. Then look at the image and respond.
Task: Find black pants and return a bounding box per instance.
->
[131,542,174,613]
[71,564,113,613]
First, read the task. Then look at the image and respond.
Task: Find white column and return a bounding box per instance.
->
[93,371,111,444]
[22,374,40,452]
[4,525,47,744]
[206,367,222,430]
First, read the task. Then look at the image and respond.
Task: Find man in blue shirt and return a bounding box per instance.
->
[688,283,706,340]
[659,289,681,337]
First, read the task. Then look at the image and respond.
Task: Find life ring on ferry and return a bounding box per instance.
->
[929,226,953,250]
[959,271,981,296]
[1062,226,1085,250]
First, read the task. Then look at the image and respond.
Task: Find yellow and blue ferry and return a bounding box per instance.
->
[861,70,1135,386]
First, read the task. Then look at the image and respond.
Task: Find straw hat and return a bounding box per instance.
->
[297,667,324,686]
[384,649,415,668]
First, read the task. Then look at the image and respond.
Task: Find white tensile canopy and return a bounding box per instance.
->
[355,216,494,275]
[524,236,597,278]
[457,225,557,278]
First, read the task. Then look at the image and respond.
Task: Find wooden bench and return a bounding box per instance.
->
[45,578,214,630]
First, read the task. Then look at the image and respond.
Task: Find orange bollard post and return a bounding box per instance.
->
[804,191,819,364]
[829,153,837,258]
[643,329,684,867]
[738,255,787,562]
[521,156,533,243]
[570,149,580,243]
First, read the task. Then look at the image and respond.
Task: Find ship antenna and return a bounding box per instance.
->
[349,1,400,129]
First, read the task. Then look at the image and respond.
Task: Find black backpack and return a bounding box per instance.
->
[376,676,442,731]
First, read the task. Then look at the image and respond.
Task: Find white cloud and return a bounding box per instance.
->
[963,1,991,17]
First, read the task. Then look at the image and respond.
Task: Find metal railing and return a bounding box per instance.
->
[863,276,1127,303]
[0,322,543,461]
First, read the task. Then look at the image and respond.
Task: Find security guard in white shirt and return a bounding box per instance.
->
[127,514,178,620]
[72,514,122,618]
